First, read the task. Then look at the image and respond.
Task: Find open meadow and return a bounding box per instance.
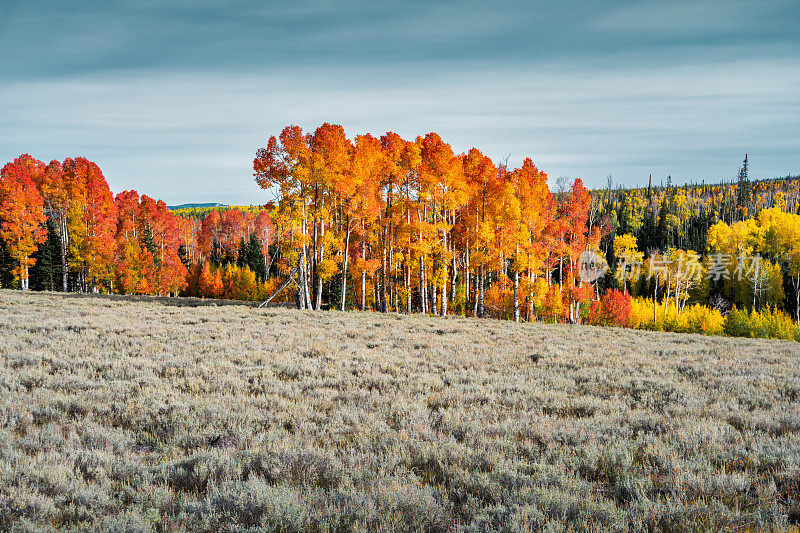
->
[1,290,799,531]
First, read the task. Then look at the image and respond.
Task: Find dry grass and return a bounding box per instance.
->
[1,289,799,532]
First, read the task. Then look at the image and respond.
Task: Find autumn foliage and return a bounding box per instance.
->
[0,155,188,296]
[2,136,800,341]
[251,124,603,321]
[0,155,47,290]
[588,289,631,327]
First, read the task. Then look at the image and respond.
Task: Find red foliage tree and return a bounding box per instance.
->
[0,155,47,289]
[198,261,223,298]
[63,157,118,292]
[589,289,631,327]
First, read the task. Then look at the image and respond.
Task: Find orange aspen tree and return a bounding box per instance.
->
[62,157,117,292]
[254,126,314,308]
[397,139,422,313]
[0,155,47,290]
[35,159,73,291]
[114,190,146,293]
[139,195,188,296]
[178,216,201,265]
[514,158,554,321]
[344,134,381,311]
[419,133,465,316]
[556,179,594,322]
[461,148,497,317]
[309,123,352,310]
[254,209,275,276]
[379,132,406,312]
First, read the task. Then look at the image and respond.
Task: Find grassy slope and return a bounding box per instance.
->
[0,290,799,532]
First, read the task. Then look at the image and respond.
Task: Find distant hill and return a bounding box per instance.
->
[167,202,227,210]
[168,203,265,219]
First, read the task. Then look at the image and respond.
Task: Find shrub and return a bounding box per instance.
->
[543,284,563,323]
[724,307,751,338]
[749,307,800,340]
[484,280,512,319]
[684,304,725,335]
[724,306,800,340]
[526,278,549,319]
[661,305,688,333]
[588,289,631,327]
[628,297,648,330]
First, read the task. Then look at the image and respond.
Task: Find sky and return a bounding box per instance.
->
[1,0,798,205]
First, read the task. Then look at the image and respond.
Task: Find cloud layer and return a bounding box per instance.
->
[1,0,798,204]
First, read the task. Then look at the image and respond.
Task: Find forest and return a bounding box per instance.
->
[2,124,800,340]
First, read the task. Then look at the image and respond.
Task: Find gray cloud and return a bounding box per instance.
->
[1,0,798,203]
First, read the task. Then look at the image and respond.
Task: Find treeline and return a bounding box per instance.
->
[0,156,187,295]
[2,133,800,341]
[250,126,800,330]
[172,204,264,220]
[0,155,282,300]
[594,157,800,325]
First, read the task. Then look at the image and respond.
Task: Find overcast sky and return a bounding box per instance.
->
[1,0,798,205]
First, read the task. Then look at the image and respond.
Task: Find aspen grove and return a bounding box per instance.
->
[252,123,594,321]
[3,124,800,340]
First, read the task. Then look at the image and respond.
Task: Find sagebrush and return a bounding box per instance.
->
[1,290,799,531]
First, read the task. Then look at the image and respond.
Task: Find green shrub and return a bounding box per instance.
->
[724,307,751,338]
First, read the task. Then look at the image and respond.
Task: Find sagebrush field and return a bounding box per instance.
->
[1,290,799,532]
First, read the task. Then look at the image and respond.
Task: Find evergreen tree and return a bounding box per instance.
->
[638,207,657,256]
[736,154,751,220]
[223,244,236,266]
[237,237,248,268]
[30,219,63,291]
[0,239,15,289]
[246,233,266,280]
[683,210,711,255]
[656,200,669,250]
[141,225,159,268]
[177,244,189,269]
[598,243,620,292]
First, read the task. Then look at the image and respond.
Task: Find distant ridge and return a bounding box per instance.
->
[168,202,228,210]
